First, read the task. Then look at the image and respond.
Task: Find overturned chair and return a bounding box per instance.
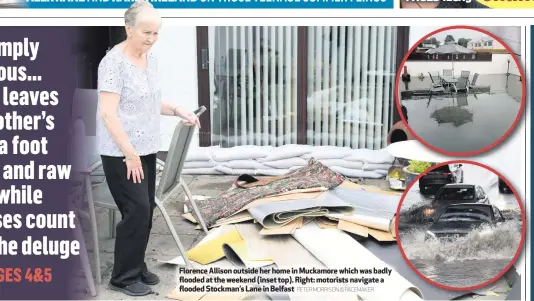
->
[87,105,209,280]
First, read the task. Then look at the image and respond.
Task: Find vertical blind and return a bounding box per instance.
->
[307,26,397,150]
[209,26,299,148]
[208,26,397,150]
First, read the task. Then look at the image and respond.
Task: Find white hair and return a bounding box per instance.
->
[124,0,159,27]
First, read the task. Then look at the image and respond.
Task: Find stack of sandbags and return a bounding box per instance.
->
[181,146,220,175]
[182,144,394,179]
[303,147,393,178]
[211,145,275,175]
[254,144,312,175]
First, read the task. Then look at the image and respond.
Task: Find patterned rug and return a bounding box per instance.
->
[187,158,345,228]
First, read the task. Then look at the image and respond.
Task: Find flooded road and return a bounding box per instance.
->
[398,163,523,288]
[401,163,521,214]
[401,74,522,153]
[411,259,513,287]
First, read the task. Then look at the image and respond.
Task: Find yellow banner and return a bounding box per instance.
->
[479,0,534,8]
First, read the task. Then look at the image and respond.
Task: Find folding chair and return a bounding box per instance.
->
[460,70,470,79]
[469,73,479,91]
[428,72,445,94]
[442,69,453,77]
[90,106,209,269]
[454,77,469,93]
[70,89,103,295]
[156,106,209,234]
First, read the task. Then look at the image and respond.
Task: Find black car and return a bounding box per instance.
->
[419,164,463,194]
[425,203,505,241]
[498,178,513,194]
[423,184,490,221]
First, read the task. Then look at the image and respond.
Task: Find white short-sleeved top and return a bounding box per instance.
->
[96,46,161,157]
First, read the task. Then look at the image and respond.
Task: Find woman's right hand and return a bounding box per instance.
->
[125,154,144,183]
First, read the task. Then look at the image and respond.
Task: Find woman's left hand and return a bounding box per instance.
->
[183,112,201,128]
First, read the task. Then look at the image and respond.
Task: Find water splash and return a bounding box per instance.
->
[400,220,522,262]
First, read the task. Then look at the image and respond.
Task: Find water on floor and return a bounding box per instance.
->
[401,74,522,153]
[398,163,523,288]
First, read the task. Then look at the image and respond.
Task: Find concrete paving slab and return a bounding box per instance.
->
[150,215,202,236]
[145,233,198,257]
[188,175,235,193]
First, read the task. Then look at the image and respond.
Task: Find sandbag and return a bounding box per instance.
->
[185,146,216,162]
[329,166,384,179]
[301,146,354,160]
[182,168,223,175]
[257,144,311,162]
[262,158,308,169]
[214,166,258,176]
[319,159,364,170]
[212,145,271,162]
[183,161,218,169]
[223,160,268,170]
[363,163,393,171]
[343,149,394,164]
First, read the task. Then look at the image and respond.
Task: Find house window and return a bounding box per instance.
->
[207,26,299,147]
[306,26,397,149]
[204,26,400,149]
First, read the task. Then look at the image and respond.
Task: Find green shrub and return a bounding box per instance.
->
[406,160,432,174]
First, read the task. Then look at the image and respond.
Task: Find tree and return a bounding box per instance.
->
[444,35,455,44]
[457,38,471,48]
[424,37,440,46]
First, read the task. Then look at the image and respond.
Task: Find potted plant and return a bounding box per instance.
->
[387,158,408,190]
[403,160,432,188]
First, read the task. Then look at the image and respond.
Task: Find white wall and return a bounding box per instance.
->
[404,53,520,77]
[151,26,199,151]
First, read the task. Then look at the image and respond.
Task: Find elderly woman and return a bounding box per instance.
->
[96,1,200,296]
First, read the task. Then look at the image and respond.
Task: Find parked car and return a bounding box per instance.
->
[423,184,490,221]
[419,163,463,194]
[425,203,505,241]
[498,178,513,194]
[387,161,463,192]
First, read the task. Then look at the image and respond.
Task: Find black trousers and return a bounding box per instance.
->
[101,153,157,287]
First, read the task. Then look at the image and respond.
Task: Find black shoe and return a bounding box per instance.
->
[109,281,153,296]
[142,270,160,285]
